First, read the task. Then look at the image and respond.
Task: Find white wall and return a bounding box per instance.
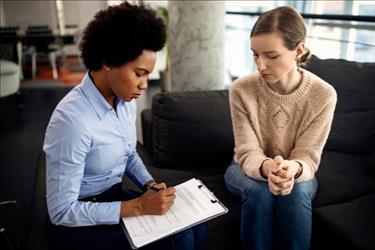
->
[0,0,5,26]
[1,0,107,31]
[63,1,107,30]
[2,0,57,30]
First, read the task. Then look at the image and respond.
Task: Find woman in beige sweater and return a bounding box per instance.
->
[224,6,337,250]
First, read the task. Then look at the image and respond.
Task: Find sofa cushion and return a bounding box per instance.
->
[313,194,375,250]
[313,150,375,208]
[151,90,234,170]
[305,56,375,156]
[369,150,375,174]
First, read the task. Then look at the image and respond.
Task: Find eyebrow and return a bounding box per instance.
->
[135,68,150,74]
[251,48,279,54]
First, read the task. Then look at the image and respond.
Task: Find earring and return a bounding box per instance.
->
[105,66,111,71]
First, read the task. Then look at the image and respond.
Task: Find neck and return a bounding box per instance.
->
[271,68,302,95]
[89,70,116,108]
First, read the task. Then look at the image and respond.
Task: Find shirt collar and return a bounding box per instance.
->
[80,72,114,120]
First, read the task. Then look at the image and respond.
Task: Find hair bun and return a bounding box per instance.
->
[300,48,312,65]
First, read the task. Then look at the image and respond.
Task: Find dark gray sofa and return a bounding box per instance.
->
[140,55,375,250]
[27,55,374,250]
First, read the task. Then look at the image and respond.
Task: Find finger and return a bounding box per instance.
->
[162,193,176,202]
[161,187,176,196]
[277,169,293,179]
[268,180,281,194]
[280,188,292,196]
[277,179,292,189]
[273,162,285,173]
[274,155,284,164]
[154,183,167,190]
[278,161,289,170]
[269,172,288,184]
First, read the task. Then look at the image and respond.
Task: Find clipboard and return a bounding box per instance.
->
[121,178,228,249]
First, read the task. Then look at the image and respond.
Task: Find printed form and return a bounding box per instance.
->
[122,178,227,249]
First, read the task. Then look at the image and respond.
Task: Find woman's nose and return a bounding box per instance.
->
[256,57,266,71]
[139,77,148,90]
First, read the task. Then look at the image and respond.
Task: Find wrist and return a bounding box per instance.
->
[260,159,271,179]
[294,160,303,179]
[120,198,143,218]
[143,180,157,192]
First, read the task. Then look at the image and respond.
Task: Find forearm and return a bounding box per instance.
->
[48,200,121,226]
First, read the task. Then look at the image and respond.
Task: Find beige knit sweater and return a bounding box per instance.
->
[229,69,337,182]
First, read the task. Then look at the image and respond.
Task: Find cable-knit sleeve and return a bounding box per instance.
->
[229,82,269,181]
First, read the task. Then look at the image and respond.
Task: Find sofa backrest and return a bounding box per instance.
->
[151,90,234,169]
[305,55,375,155]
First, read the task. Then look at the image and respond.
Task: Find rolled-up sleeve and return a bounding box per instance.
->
[44,109,121,227]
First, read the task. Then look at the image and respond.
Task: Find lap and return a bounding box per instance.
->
[48,182,207,250]
[224,161,318,200]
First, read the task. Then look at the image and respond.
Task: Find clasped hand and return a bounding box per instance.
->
[262,156,300,196]
[139,182,176,215]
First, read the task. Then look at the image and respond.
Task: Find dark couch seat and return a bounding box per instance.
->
[313,150,375,208]
[313,193,375,250]
[28,56,374,250]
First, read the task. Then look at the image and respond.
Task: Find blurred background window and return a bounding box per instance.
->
[225,0,375,83]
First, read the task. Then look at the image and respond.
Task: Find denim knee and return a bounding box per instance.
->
[224,162,271,200]
[275,179,317,208]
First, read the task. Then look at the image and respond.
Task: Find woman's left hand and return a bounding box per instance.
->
[268,157,300,196]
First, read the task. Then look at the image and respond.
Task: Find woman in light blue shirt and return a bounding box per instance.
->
[43,2,206,250]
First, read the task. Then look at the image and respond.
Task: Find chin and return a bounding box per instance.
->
[264,78,278,84]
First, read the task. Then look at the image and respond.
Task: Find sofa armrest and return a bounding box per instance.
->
[141,109,153,158]
[369,150,375,174]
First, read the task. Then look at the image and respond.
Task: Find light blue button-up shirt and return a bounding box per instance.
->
[43,73,153,227]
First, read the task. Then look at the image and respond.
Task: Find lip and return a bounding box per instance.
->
[261,73,271,78]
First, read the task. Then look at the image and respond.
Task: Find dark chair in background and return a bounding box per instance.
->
[24,25,59,79]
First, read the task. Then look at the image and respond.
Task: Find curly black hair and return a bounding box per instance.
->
[79,1,166,70]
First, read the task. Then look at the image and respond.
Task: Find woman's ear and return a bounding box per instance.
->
[295,42,306,58]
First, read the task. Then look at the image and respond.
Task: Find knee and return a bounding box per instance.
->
[290,180,317,201]
[276,181,316,208]
[242,182,273,209]
[224,162,241,183]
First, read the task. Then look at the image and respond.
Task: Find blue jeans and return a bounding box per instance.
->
[224,162,317,250]
[48,183,207,250]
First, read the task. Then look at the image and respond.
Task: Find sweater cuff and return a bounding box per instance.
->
[294,159,315,182]
[242,156,271,181]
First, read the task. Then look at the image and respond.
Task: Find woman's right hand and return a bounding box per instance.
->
[139,184,176,215]
[120,183,176,218]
